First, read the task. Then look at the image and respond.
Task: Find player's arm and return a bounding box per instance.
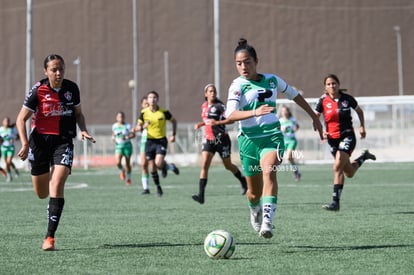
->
[194,121,205,130]
[355,106,366,139]
[127,125,136,139]
[16,107,33,161]
[75,105,96,143]
[169,117,177,142]
[293,94,323,140]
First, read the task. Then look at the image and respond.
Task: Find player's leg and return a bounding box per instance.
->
[42,141,72,251]
[115,149,125,181]
[259,149,281,238]
[192,150,214,204]
[123,143,133,185]
[5,153,13,182]
[238,134,263,233]
[42,165,69,251]
[140,152,150,194]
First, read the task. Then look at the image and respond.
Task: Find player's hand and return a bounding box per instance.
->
[255,104,275,116]
[17,144,29,161]
[169,135,176,143]
[312,118,324,140]
[359,126,366,139]
[81,131,96,143]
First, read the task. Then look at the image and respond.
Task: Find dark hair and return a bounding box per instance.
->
[324,74,340,86]
[234,38,258,62]
[116,111,125,117]
[43,54,65,69]
[324,74,347,92]
[147,90,159,99]
[140,96,147,103]
[280,105,293,118]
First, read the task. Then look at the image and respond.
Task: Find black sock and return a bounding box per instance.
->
[233,170,243,181]
[332,184,343,203]
[46,198,65,238]
[199,178,207,197]
[355,154,365,167]
[151,171,160,186]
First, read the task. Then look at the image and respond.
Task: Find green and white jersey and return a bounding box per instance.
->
[226,73,298,139]
[112,122,133,145]
[0,126,18,147]
[280,116,298,140]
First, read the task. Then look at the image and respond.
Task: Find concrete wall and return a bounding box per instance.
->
[1,0,413,124]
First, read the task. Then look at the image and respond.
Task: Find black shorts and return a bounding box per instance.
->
[202,133,231,159]
[145,138,168,160]
[28,130,74,175]
[327,131,356,157]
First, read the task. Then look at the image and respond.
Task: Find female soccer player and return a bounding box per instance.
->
[136,96,151,194]
[192,84,247,204]
[112,111,135,185]
[225,38,323,238]
[279,105,301,181]
[16,54,95,250]
[135,91,179,197]
[0,117,19,181]
[315,74,376,211]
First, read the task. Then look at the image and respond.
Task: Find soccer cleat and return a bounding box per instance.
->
[192,194,205,204]
[42,237,55,251]
[161,164,168,178]
[0,168,6,177]
[259,222,273,239]
[294,170,301,181]
[240,177,248,195]
[156,185,163,197]
[14,169,20,178]
[250,208,262,232]
[6,173,12,182]
[169,163,180,175]
[120,170,125,181]
[322,202,340,211]
[126,179,131,186]
[141,189,150,195]
[362,149,376,161]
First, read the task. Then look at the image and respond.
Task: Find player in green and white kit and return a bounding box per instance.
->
[137,96,150,194]
[226,38,323,238]
[279,105,301,181]
[0,117,19,182]
[112,111,135,185]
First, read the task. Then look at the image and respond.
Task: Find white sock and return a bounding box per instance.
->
[142,175,149,190]
[262,203,277,225]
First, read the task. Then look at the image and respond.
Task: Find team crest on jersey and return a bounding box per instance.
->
[326,102,332,109]
[64,91,72,101]
[269,79,276,89]
[233,90,241,96]
[341,100,349,107]
[210,106,217,113]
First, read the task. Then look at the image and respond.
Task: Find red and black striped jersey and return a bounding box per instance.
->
[201,100,227,141]
[315,92,358,139]
[23,78,81,138]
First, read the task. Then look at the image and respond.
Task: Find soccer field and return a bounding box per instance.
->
[0,162,413,274]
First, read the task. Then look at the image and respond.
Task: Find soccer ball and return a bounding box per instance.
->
[204,230,236,259]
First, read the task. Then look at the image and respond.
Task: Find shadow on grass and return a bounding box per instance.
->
[393,211,414,214]
[102,241,274,249]
[286,244,414,253]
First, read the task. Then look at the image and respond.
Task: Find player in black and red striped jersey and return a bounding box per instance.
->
[16,54,95,250]
[192,84,247,204]
[315,74,376,211]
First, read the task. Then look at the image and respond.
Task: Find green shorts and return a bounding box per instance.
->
[1,145,15,158]
[238,133,285,176]
[284,138,297,151]
[115,142,133,157]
